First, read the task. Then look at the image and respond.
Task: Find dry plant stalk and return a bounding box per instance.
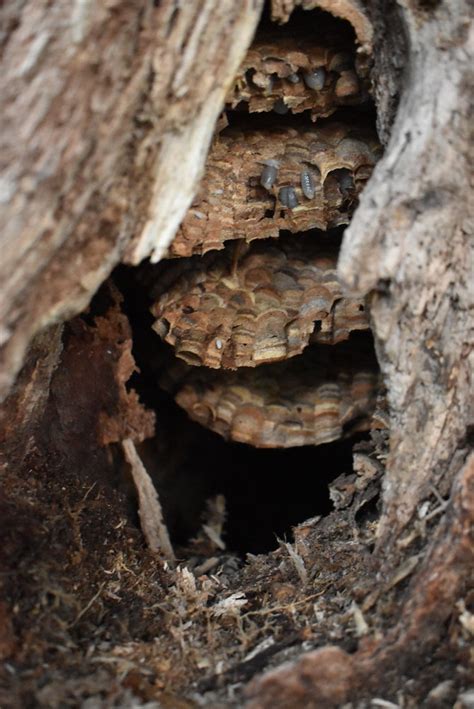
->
[122,438,175,564]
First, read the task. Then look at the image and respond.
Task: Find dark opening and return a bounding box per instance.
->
[109,263,373,556]
[154,426,365,556]
[99,2,380,559]
[257,3,356,43]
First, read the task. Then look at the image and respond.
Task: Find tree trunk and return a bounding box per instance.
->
[339,0,473,549]
[0,0,261,401]
[0,0,472,706]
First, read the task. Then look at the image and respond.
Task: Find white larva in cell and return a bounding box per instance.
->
[303,67,326,91]
[335,70,359,98]
[215,338,223,350]
[300,170,315,200]
[260,159,280,190]
[279,186,298,209]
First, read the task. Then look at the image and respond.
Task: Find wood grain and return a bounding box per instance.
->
[0,0,262,401]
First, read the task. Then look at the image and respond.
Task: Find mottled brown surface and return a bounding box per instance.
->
[227,32,370,121]
[152,235,368,369]
[1,0,472,704]
[0,0,262,401]
[161,340,379,448]
[49,287,155,456]
[248,646,357,708]
[170,122,381,257]
[0,324,63,466]
[93,297,156,447]
[246,453,474,708]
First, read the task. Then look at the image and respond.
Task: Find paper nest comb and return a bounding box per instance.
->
[160,343,380,449]
[150,11,382,449]
[226,33,371,121]
[152,235,369,370]
[169,122,380,258]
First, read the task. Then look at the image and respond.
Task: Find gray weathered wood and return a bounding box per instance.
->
[0,0,262,402]
[339,0,473,546]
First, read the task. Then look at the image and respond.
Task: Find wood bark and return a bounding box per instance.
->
[242,0,473,700]
[0,0,262,402]
[339,0,473,547]
[0,0,472,705]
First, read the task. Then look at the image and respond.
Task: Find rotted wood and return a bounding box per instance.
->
[0,0,262,403]
[160,340,380,448]
[338,0,473,546]
[246,453,474,707]
[1,0,472,702]
[152,234,368,369]
[0,324,63,467]
[227,30,370,121]
[48,289,155,454]
[170,122,381,257]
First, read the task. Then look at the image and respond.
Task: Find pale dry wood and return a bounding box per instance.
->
[170,122,381,257]
[161,341,380,448]
[152,235,368,369]
[122,438,175,564]
[0,0,262,402]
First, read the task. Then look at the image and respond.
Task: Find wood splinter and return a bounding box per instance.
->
[122,438,175,565]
